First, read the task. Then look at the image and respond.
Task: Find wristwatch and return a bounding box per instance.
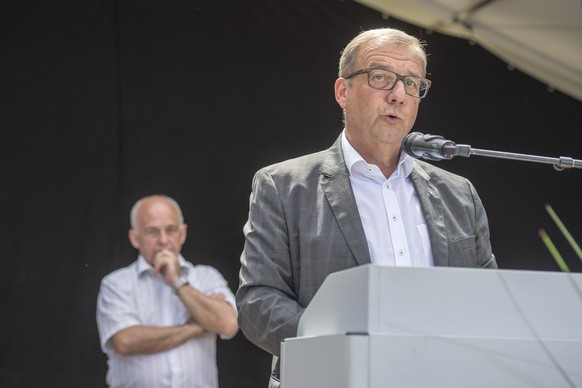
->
[173,276,189,294]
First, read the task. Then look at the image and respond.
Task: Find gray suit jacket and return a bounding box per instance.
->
[236,135,497,385]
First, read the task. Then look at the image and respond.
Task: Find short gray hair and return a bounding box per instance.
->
[338,28,428,78]
[129,195,184,230]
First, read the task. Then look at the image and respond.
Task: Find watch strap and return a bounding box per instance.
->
[173,276,189,294]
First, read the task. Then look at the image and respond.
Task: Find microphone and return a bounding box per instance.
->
[402,132,467,161]
[402,132,582,170]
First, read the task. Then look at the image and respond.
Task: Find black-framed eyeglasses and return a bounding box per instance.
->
[345,67,431,99]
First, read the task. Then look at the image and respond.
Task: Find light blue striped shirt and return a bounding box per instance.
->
[96,255,236,388]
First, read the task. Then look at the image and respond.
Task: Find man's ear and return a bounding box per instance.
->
[334,77,348,109]
[128,229,140,249]
[180,224,187,245]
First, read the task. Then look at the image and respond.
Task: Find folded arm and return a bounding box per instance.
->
[177,287,239,338]
[109,319,205,355]
[154,250,238,338]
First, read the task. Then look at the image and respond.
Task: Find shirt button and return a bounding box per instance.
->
[392,215,398,222]
[399,250,405,256]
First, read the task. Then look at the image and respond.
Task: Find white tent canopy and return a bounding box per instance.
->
[355,0,582,101]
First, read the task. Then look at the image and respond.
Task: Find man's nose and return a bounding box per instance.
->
[158,230,169,244]
[386,79,407,103]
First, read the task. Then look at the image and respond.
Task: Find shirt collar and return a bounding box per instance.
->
[341,130,415,179]
[136,254,189,276]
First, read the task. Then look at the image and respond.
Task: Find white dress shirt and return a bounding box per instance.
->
[96,255,236,388]
[342,132,434,267]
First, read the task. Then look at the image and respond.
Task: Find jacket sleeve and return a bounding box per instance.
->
[469,180,498,269]
[236,168,305,357]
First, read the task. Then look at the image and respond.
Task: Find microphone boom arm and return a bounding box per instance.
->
[450,144,582,171]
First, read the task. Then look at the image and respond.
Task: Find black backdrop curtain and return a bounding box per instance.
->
[1,0,581,386]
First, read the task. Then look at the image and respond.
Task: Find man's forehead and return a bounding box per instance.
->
[359,43,422,68]
[142,222,180,229]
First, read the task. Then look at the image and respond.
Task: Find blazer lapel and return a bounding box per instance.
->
[320,136,371,266]
[410,162,449,266]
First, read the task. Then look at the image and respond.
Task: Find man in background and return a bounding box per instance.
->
[97,195,238,388]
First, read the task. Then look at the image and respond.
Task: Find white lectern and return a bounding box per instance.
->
[280,265,582,388]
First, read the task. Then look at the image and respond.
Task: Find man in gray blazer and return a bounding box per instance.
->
[236,28,497,387]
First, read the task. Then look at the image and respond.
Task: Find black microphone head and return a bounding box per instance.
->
[402,132,457,161]
[402,132,425,158]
